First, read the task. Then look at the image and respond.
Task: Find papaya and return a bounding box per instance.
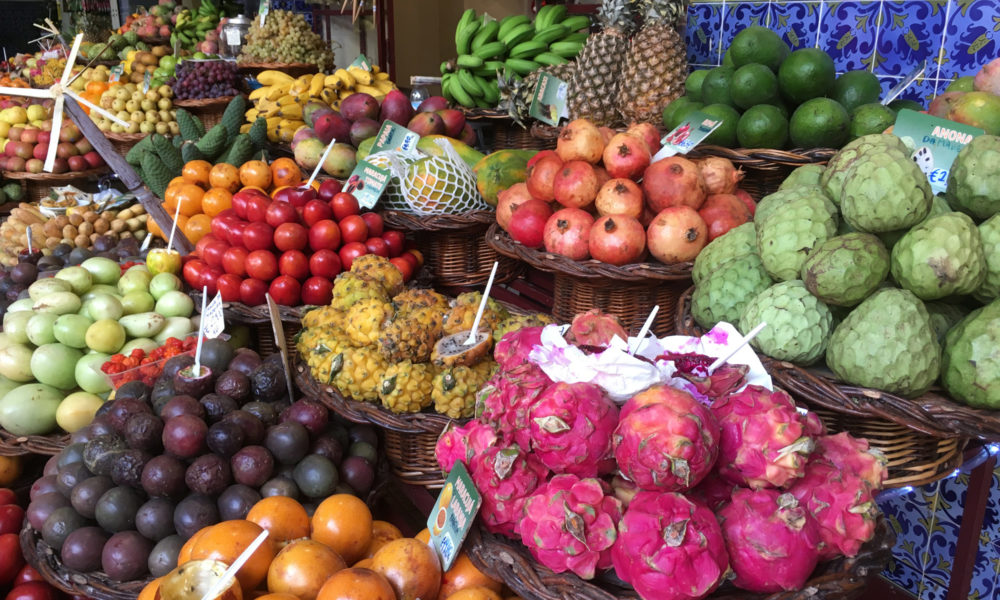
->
[356,136,375,161]
[416,135,485,169]
[473,149,535,207]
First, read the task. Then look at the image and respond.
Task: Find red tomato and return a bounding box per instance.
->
[318,178,343,202]
[265,200,300,228]
[245,195,271,223]
[231,192,249,219]
[6,581,58,600]
[302,200,334,227]
[382,230,405,257]
[396,251,419,271]
[364,237,390,258]
[201,267,222,296]
[201,240,229,269]
[194,235,218,257]
[182,259,209,289]
[278,250,310,280]
[308,220,342,252]
[13,566,43,586]
[246,250,279,281]
[360,212,384,237]
[301,277,334,306]
[0,489,16,506]
[273,223,308,252]
[239,278,269,306]
[389,257,414,283]
[222,246,249,277]
[217,274,243,302]
[338,215,368,244]
[215,208,239,222]
[0,534,25,586]
[295,187,318,206]
[242,222,274,252]
[0,505,23,536]
[226,220,249,248]
[210,215,233,241]
[269,275,301,306]
[330,192,360,220]
[338,242,368,271]
[308,249,342,279]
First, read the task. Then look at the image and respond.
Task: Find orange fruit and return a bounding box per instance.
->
[168,175,187,189]
[163,185,182,212]
[239,160,272,190]
[202,187,233,217]
[415,529,431,545]
[183,214,212,244]
[311,494,373,565]
[270,157,302,188]
[152,214,189,241]
[189,520,277,596]
[371,538,442,600]
[247,496,310,544]
[353,558,374,570]
[0,456,21,486]
[137,577,162,600]
[316,568,396,600]
[182,160,212,188]
[437,553,501,600]
[267,539,346,600]
[366,521,403,558]
[177,527,209,565]
[174,183,206,217]
[210,163,242,193]
[254,595,299,600]
[445,589,503,600]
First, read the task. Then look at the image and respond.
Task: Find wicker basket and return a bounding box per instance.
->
[173,95,239,130]
[381,210,524,290]
[466,518,894,600]
[190,292,303,359]
[238,62,319,79]
[0,429,70,457]
[103,132,149,156]
[486,223,690,337]
[460,109,557,152]
[1,168,110,203]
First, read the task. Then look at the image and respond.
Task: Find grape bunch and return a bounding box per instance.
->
[238,10,336,71]
[168,60,241,100]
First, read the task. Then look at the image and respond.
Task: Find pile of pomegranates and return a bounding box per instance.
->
[496,118,756,267]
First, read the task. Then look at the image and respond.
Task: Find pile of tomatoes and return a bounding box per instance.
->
[0,486,65,600]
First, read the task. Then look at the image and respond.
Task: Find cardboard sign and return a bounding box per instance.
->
[654,110,723,159]
[265,294,295,402]
[892,109,983,194]
[109,65,123,82]
[371,120,420,155]
[529,72,568,126]
[258,0,270,27]
[427,462,481,572]
[883,61,926,105]
[344,159,391,210]
[349,54,372,71]
[202,292,225,339]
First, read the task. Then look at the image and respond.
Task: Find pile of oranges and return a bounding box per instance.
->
[141,494,518,600]
[150,157,309,244]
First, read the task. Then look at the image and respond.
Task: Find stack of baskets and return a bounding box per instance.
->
[1,169,110,204]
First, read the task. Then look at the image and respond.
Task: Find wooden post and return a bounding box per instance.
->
[62,97,195,255]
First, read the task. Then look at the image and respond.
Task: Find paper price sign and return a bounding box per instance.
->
[202,292,225,339]
[344,159,391,210]
[350,54,372,71]
[655,111,722,160]
[427,461,481,572]
[371,120,420,156]
[892,109,983,194]
[529,72,568,126]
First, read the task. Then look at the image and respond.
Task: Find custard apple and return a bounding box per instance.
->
[841,151,932,232]
[976,214,1000,301]
[739,280,833,365]
[890,212,985,300]
[924,301,970,345]
[692,253,772,330]
[801,233,889,306]
[941,300,1000,408]
[779,164,826,191]
[756,193,838,281]
[754,186,836,228]
[692,222,757,285]
[820,134,910,204]
[878,194,953,249]
[946,135,1000,220]
[826,288,941,397]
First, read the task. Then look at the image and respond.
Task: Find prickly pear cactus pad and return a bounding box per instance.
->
[942,300,1000,409]
[841,151,932,233]
[692,253,772,330]
[946,135,1000,220]
[800,233,889,306]
[692,223,757,285]
[739,280,833,366]
[890,213,986,300]
[826,288,941,398]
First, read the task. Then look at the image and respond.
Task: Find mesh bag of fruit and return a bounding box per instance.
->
[377,139,488,215]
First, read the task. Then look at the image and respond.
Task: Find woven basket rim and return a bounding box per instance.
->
[381,209,496,231]
[2,167,110,181]
[459,107,511,121]
[104,131,159,142]
[487,223,693,282]
[237,61,318,69]
[173,95,238,108]
[675,286,1000,441]
[0,429,69,456]
[189,291,305,324]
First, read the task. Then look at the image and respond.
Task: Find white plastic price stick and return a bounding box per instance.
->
[466,262,498,345]
[140,229,153,252]
[708,321,767,374]
[306,138,336,189]
[628,305,659,355]
[25,226,32,254]
[166,200,182,253]
[200,530,269,600]
[194,286,208,374]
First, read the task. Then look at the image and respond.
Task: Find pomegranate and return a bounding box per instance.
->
[589,215,646,265]
[698,194,752,241]
[626,122,662,155]
[509,199,554,249]
[603,133,651,180]
[640,206,657,228]
[733,188,757,216]
[497,182,535,231]
[595,179,644,219]
[599,126,616,145]
[698,156,744,195]
[553,160,600,209]
[527,149,559,169]
[594,165,611,190]
[647,207,709,264]
[544,208,594,260]
[526,155,564,201]
[642,156,707,212]
[557,119,604,164]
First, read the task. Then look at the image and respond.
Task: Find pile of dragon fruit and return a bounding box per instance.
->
[435,312,887,600]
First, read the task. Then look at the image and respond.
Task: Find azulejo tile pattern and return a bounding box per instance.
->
[685,0,998,103]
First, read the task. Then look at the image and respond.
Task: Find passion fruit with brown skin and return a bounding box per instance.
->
[174,364,214,398]
[431,330,491,367]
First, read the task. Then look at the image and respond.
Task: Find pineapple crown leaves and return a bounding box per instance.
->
[637,0,689,24]
[598,0,637,34]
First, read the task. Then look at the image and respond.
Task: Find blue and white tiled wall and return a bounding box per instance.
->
[686,0,1000,105]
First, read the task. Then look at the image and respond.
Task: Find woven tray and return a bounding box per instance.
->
[0,429,70,456]
[2,168,110,203]
[173,95,238,130]
[238,62,319,78]
[189,291,303,360]
[466,518,894,600]
[103,131,148,156]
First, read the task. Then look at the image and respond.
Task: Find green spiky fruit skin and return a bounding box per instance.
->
[801,233,889,306]
[692,253,772,330]
[946,135,1000,220]
[756,194,838,282]
[739,280,833,365]
[977,214,1000,302]
[779,164,826,191]
[754,187,834,229]
[841,151,932,233]
[692,223,757,285]
[878,194,953,249]
[819,134,910,205]
[890,213,986,300]
[826,288,941,398]
[925,301,970,345]
[942,300,1000,408]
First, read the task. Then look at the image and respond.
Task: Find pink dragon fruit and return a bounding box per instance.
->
[711,385,816,490]
[611,491,729,600]
[613,386,720,492]
[494,326,544,371]
[435,419,499,473]
[520,474,623,579]
[814,432,888,492]
[787,456,880,560]
[470,444,549,537]
[480,362,552,449]
[687,471,742,512]
[660,351,749,399]
[528,382,619,478]
[564,309,629,350]
[718,488,822,592]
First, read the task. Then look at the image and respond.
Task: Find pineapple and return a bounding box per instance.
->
[301,305,346,329]
[618,0,688,123]
[329,346,389,403]
[351,254,404,296]
[379,306,445,363]
[567,0,635,126]
[379,361,437,413]
[345,298,394,346]
[502,63,577,127]
[298,324,351,370]
[392,288,450,314]
[432,361,499,418]
[331,272,389,311]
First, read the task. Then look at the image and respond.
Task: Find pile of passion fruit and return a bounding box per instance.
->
[25,339,380,583]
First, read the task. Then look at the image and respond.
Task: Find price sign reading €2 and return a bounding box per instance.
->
[655,111,723,159]
[427,462,481,571]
